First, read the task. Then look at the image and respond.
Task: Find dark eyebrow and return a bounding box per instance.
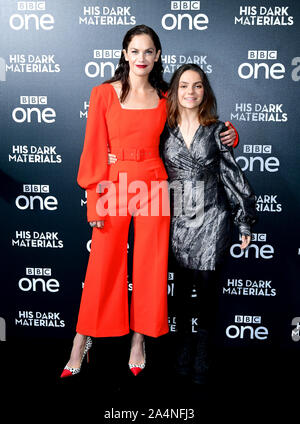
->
[130,47,155,50]
[180,80,203,84]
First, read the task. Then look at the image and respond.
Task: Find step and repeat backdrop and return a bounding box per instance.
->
[0,0,299,350]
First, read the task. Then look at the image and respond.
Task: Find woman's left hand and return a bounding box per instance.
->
[220,122,236,147]
[240,235,251,250]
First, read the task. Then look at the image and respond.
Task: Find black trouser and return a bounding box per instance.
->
[174,264,221,383]
[175,265,220,333]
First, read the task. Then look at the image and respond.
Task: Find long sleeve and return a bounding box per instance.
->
[215,122,257,236]
[77,85,109,222]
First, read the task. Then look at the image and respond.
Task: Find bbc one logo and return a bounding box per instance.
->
[9,1,55,31]
[85,49,121,79]
[161,1,209,31]
[16,184,58,211]
[236,144,280,173]
[12,96,56,124]
[18,267,60,293]
[226,315,268,340]
[238,50,285,80]
[230,233,274,260]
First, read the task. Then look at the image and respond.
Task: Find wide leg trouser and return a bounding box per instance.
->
[76,177,170,338]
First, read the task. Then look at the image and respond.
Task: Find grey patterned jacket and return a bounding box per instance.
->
[160,121,257,270]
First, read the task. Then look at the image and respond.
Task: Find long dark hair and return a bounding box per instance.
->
[167,64,218,128]
[104,24,168,102]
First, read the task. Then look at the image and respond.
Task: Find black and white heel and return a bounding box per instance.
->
[60,336,93,378]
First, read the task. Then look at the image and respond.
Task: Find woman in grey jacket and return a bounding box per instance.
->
[161,64,257,384]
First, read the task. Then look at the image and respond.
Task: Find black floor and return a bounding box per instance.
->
[1,334,297,420]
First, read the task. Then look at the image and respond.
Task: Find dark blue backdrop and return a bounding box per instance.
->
[1,0,299,352]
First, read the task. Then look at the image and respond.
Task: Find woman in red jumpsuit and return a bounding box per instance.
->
[61,25,237,378]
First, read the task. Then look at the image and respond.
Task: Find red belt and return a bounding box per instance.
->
[112,147,159,161]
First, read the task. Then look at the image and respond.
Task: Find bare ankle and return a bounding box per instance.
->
[131,332,144,347]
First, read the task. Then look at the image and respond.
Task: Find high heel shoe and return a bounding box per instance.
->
[128,340,146,376]
[60,336,92,378]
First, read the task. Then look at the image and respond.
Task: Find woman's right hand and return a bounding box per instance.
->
[89,149,116,228]
[89,220,105,229]
[93,150,116,227]
[90,151,117,228]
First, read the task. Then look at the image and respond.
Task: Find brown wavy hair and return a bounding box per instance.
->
[167,64,218,128]
[104,25,168,103]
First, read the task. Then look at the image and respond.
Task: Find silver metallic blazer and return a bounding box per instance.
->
[160,121,257,270]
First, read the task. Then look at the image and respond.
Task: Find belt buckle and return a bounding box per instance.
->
[127,148,135,161]
[115,148,124,160]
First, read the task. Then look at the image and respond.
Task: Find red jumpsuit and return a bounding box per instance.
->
[75,83,170,338]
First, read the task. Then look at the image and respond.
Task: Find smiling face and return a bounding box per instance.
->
[177,70,204,111]
[123,34,161,77]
